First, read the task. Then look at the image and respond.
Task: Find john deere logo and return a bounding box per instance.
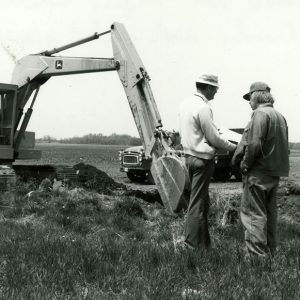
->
[55,60,63,69]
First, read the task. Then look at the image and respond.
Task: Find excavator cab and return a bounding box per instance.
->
[0,83,18,159]
[0,83,41,163]
[0,83,19,189]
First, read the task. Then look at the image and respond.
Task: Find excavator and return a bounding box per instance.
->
[0,22,190,213]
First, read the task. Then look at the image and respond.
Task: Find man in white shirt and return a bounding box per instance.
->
[179,74,236,249]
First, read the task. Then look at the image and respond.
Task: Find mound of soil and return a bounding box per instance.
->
[73,163,162,204]
[73,163,126,194]
[15,162,162,204]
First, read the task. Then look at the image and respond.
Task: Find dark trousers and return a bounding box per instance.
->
[184,155,215,248]
[241,173,279,256]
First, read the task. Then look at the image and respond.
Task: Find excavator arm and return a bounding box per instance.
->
[0,22,189,212]
[110,23,189,212]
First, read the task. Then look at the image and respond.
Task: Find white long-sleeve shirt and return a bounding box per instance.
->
[179,92,236,160]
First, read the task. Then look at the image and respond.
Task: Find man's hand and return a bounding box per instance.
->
[240,160,249,174]
[231,143,245,168]
[240,166,248,174]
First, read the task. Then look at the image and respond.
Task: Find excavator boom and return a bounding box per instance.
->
[110,23,189,212]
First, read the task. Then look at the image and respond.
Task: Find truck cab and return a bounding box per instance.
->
[119,145,153,183]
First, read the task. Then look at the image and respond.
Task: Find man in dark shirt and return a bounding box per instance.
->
[232,82,289,257]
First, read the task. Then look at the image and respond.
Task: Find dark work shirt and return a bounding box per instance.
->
[240,103,289,177]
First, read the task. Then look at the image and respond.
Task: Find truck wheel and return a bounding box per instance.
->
[233,171,242,182]
[213,167,232,182]
[127,171,147,183]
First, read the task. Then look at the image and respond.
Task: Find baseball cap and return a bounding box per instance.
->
[243,82,271,100]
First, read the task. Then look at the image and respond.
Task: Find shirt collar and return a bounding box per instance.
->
[194,92,209,103]
[251,103,274,116]
[253,103,274,112]
[259,103,273,108]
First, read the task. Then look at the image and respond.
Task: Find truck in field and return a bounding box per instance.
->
[119,128,244,183]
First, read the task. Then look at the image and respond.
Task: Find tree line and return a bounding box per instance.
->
[37,133,142,146]
[289,142,300,150]
[37,134,300,149]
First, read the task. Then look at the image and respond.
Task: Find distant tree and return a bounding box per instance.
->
[289,142,300,150]
[129,136,142,146]
[37,135,57,143]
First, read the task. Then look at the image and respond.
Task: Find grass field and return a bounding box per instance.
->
[0,143,298,299]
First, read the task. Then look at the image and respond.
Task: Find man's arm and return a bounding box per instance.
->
[231,131,247,168]
[199,106,236,152]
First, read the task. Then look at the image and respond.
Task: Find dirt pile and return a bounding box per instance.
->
[73,163,162,203]
[15,163,161,204]
[73,163,125,194]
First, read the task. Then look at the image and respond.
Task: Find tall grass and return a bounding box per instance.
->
[0,182,299,299]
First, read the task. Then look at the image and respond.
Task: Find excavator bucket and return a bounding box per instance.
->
[151,155,190,213]
[111,22,190,213]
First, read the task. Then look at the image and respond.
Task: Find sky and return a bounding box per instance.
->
[0,0,300,141]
